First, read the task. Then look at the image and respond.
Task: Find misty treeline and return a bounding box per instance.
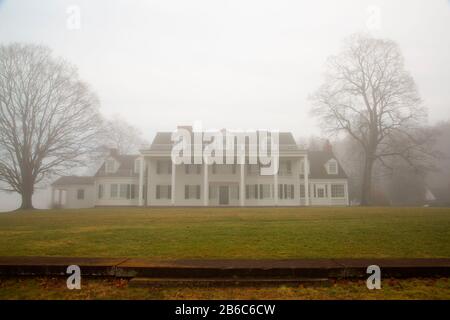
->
[300,121,450,206]
[308,34,449,206]
[0,44,147,209]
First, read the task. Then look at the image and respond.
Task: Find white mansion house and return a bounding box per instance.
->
[51,127,349,208]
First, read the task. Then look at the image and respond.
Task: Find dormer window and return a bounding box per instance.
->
[105,159,115,173]
[327,160,338,175]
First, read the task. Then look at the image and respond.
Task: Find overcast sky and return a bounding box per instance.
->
[0,0,449,210]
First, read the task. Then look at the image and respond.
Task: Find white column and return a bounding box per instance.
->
[274,170,279,206]
[146,159,151,206]
[58,189,62,206]
[203,162,208,206]
[138,156,144,206]
[240,163,245,206]
[171,161,176,205]
[50,187,55,207]
[345,181,350,206]
[298,159,302,205]
[304,155,310,206]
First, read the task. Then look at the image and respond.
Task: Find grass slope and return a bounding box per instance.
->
[1,277,450,300]
[0,207,449,259]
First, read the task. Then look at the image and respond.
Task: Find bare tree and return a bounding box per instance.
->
[0,44,101,209]
[100,115,148,155]
[311,34,434,205]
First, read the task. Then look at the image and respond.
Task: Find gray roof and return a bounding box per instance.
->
[52,176,94,186]
[307,151,348,179]
[95,154,139,177]
[148,131,300,152]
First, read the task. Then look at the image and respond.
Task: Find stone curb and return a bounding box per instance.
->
[0,257,449,279]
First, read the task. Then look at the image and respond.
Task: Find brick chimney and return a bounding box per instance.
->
[109,148,119,156]
[323,140,333,153]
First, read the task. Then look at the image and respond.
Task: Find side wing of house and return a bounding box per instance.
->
[307,151,349,206]
[93,152,141,206]
[51,176,95,209]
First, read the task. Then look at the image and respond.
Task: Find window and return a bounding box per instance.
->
[209,185,217,199]
[130,184,136,199]
[134,159,141,174]
[77,189,84,200]
[279,161,292,176]
[278,184,294,199]
[156,185,172,199]
[184,185,200,199]
[109,184,136,199]
[260,184,272,199]
[105,159,115,173]
[331,184,345,198]
[299,160,309,175]
[246,184,259,199]
[156,160,172,175]
[300,184,305,198]
[119,184,128,198]
[317,187,325,198]
[110,184,118,198]
[230,185,239,200]
[98,184,103,199]
[328,160,338,174]
[185,164,201,175]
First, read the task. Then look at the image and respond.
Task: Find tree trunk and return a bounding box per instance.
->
[360,154,374,206]
[20,190,34,210]
[19,168,35,210]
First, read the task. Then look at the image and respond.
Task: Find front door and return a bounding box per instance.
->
[219,186,229,205]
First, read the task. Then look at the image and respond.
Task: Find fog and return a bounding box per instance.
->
[0,0,449,210]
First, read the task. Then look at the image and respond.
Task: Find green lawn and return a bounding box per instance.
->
[0,207,449,259]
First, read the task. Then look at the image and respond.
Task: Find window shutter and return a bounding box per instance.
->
[291,185,294,199]
[245,185,249,199]
[196,185,201,199]
[259,184,263,199]
[278,184,282,199]
[126,184,131,199]
[254,184,258,199]
[156,185,160,199]
[184,185,188,199]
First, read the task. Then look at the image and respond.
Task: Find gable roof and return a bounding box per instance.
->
[94,154,140,177]
[307,151,348,179]
[52,176,94,186]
